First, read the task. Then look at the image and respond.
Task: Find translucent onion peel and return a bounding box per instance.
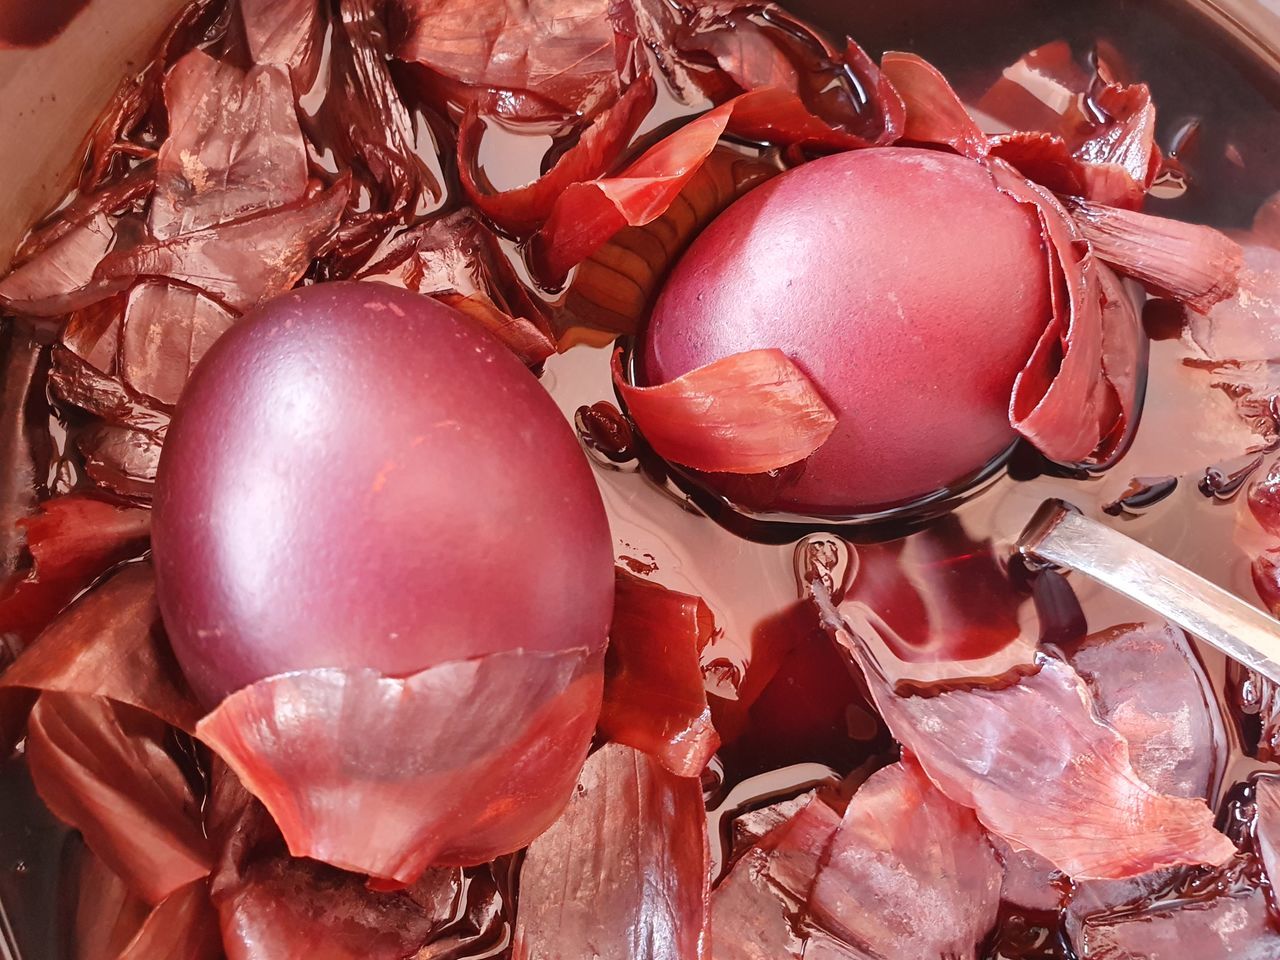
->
[710,792,838,960]
[832,519,1037,694]
[356,211,556,365]
[150,50,308,240]
[600,569,720,777]
[240,0,325,92]
[72,851,154,960]
[394,0,625,120]
[197,647,602,883]
[532,87,875,284]
[119,282,236,407]
[711,762,1001,958]
[808,760,1001,958]
[1058,620,1229,936]
[1074,885,1280,958]
[1069,621,1225,801]
[613,348,837,474]
[459,77,658,234]
[324,0,440,225]
[856,653,1235,879]
[975,40,1160,209]
[880,52,988,157]
[93,183,349,314]
[0,330,43,588]
[0,214,125,318]
[512,743,710,960]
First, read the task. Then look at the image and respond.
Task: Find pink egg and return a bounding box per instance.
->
[641,148,1051,516]
[153,282,614,706]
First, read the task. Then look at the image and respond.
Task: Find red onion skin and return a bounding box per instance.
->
[153,282,614,706]
[641,148,1051,515]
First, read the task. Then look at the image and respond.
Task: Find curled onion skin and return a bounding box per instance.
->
[1066,198,1244,312]
[531,85,886,285]
[600,569,720,777]
[614,348,837,475]
[459,78,658,235]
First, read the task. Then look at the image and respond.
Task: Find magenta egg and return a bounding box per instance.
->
[641,148,1052,516]
[153,282,614,706]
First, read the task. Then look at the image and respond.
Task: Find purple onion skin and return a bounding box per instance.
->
[153,282,614,706]
[641,148,1052,516]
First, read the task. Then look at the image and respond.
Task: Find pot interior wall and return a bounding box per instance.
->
[0,0,188,272]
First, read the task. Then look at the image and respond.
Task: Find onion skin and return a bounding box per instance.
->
[153,282,613,706]
[641,148,1052,515]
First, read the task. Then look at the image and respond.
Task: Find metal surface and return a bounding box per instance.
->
[1019,500,1280,686]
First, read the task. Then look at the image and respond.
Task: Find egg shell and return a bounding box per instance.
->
[641,147,1051,515]
[153,282,614,705]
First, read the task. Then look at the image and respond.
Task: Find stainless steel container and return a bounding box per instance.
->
[0,1,1278,958]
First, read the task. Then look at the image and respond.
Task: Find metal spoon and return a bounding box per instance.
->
[1018,499,1280,686]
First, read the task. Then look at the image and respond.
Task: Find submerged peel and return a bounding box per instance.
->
[27,693,211,905]
[861,653,1235,880]
[0,495,152,655]
[94,183,349,314]
[711,762,1001,959]
[832,518,1038,694]
[459,77,658,235]
[0,562,199,751]
[357,211,557,365]
[512,743,710,960]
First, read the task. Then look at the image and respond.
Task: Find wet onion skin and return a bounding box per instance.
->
[641,148,1052,515]
[153,282,614,706]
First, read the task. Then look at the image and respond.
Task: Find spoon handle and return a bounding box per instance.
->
[1018,499,1280,686]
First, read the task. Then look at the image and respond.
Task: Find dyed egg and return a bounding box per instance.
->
[153,282,614,705]
[641,148,1051,515]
